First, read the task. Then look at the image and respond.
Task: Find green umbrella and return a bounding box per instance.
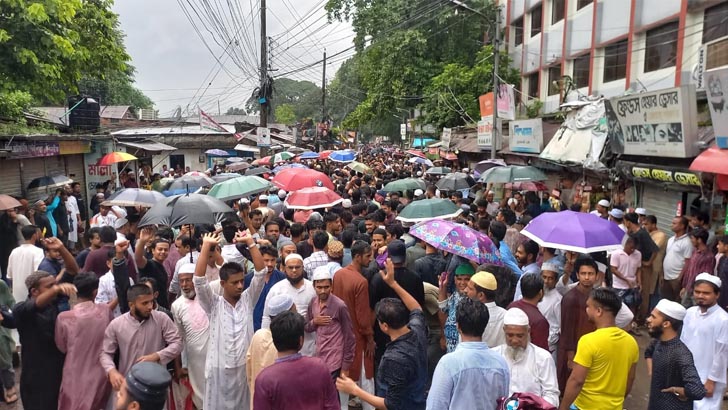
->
[396,198,463,223]
[478,165,547,183]
[383,178,427,193]
[425,166,452,175]
[347,161,373,174]
[207,175,272,201]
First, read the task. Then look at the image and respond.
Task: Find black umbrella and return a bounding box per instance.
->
[435,172,476,191]
[245,166,271,176]
[27,174,73,190]
[167,172,215,192]
[138,193,237,227]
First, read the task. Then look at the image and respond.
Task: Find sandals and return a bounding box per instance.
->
[4,386,18,403]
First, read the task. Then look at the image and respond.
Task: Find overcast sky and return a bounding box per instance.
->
[113,0,355,116]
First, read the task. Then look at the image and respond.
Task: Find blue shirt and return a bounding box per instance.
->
[342,248,352,268]
[426,342,510,410]
[499,242,523,278]
[244,268,286,331]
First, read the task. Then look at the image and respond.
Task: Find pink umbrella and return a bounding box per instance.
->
[285,187,343,210]
[271,168,335,191]
[406,149,426,159]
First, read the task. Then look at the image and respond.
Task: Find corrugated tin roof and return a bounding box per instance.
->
[100,106,132,119]
[33,107,68,126]
[118,140,177,152]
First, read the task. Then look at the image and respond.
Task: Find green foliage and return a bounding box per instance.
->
[0,0,132,104]
[526,99,543,119]
[246,78,322,122]
[275,104,296,124]
[226,107,247,115]
[0,91,34,121]
[0,121,57,136]
[78,71,154,108]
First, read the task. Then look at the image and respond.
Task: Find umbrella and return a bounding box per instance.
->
[329,150,356,163]
[409,220,502,265]
[473,159,506,176]
[383,178,427,192]
[505,181,549,191]
[319,150,334,159]
[272,168,334,191]
[0,195,21,211]
[408,156,434,167]
[436,172,476,191]
[225,157,245,164]
[97,152,137,165]
[406,149,426,159]
[690,146,728,174]
[138,193,235,228]
[167,172,215,192]
[207,175,272,201]
[27,174,73,190]
[521,210,626,253]
[299,151,320,160]
[272,163,309,173]
[227,162,251,172]
[287,147,305,154]
[396,199,463,223]
[245,166,271,176]
[211,173,242,183]
[347,161,372,174]
[205,149,230,156]
[254,156,272,166]
[105,188,166,207]
[271,151,295,164]
[425,166,452,175]
[478,165,547,183]
[284,187,343,210]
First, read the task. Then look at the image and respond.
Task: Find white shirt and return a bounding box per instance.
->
[221,244,246,266]
[262,278,317,356]
[171,296,210,409]
[65,195,80,241]
[681,304,728,386]
[538,288,562,352]
[8,243,44,303]
[96,270,134,317]
[482,301,506,348]
[89,212,117,228]
[663,234,693,281]
[492,343,560,407]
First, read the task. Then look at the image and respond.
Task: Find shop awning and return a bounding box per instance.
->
[690,146,728,174]
[118,140,177,153]
[234,144,261,154]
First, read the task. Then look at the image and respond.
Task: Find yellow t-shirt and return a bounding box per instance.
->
[573,327,638,410]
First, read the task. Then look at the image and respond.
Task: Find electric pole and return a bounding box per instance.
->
[259,0,268,155]
[491,6,501,160]
[321,50,327,123]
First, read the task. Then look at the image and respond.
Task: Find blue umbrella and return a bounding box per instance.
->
[408,156,434,167]
[329,150,356,163]
[299,151,320,160]
[272,163,309,173]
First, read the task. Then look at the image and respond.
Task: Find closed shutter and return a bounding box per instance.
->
[640,183,682,234]
[22,158,49,199]
[0,159,22,197]
[64,154,86,199]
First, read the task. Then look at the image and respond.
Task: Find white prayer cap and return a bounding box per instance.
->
[507,198,518,207]
[113,218,129,230]
[312,266,332,282]
[112,206,127,218]
[655,299,686,321]
[278,190,287,199]
[462,168,469,173]
[342,199,352,208]
[541,262,558,273]
[178,263,196,275]
[267,294,294,317]
[695,272,722,289]
[414,189,424,197]
[284,254,303,264]
[609,208,624,219]
[503,308,529,326]
[635,207,647,216]
[597,199,610,208]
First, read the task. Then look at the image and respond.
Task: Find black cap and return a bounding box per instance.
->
[125,362,172,404]
[387,240,406,264]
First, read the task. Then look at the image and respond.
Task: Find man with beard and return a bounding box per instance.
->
[101,284,181,408]
[538,263,562,358]
[427,297,509,410]
[464,271,506,348]
[171,263,209,409]
[680,273,728,410]
[492,308,560,407]
[559,288,639,410]
[193,231,266,410]
[513,240,540,300]
[263,253,317,356]
[645,299,705,409]
[245,245,286,332]
[29,198,53,238]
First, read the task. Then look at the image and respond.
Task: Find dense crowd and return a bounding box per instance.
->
[0,147,725,410]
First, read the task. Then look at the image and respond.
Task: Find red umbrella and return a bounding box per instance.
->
[254,156,272,166]
[690,146,728,174]
[97,152,137,165]
[272,168,334,191]
[285,187,343,210]
[406,149,426,158]
[505,181,549,191]
[319,150,334,159]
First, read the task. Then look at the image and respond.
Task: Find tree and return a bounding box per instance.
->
[246,78,322,122]
[78,70,154,108]
[226,107,247,115]
[275,104,296,125]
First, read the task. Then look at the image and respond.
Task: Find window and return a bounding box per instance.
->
[528,73,540,99]
[531,5,542,37]
[603,39,628,82]
[645,21,678,72]
[552,0,565,25]
[513,17,524,46]
[573,54,590,88]
[548,65,562,95]
[577,0,592,10]
[703,2,728,44]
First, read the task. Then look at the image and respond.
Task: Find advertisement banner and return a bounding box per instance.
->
[704,67,728,148]
[59,141,92,155]
[508,119,543,153]
[441,128,452,150]
[609,85,699,158]
[477,118,502,150]
[256,127,271,147]
[479,93,494,117]
[8,141,59,159]
[479,84,516,121]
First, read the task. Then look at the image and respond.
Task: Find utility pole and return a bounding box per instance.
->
[319,50,327,151]
[259,0,268,155]
[491,6,501,160]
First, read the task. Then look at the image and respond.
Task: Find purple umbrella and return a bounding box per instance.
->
[473,159,506,177]
[409,220,502,265]
[520,210,626,253]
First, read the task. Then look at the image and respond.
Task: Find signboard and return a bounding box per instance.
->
[441,127,452,150]
[629,165,702,187]
[256,127,271,147]
[610,85,699,158]
[59,141,91,155]
[704,67,728,148]
[84,141,115,208]
[695,45,706,90]
[479,93,494,117]
[477,118,502,150]
[8,141,59,159]
[479,85,516,120]
[508,119,543,153]
[400,124,407,137]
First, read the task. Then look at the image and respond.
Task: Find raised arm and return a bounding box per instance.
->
[44,237,79,276]
[380,259,421,312]
[135,227,156,270]
[194,233,220,314]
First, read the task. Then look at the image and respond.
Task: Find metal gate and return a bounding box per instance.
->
[640,184,683,234]
[0,159,22,197]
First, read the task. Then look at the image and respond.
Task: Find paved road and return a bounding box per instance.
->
[0,331,724,409]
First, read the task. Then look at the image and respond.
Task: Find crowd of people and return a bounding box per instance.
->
[0,147,725,410]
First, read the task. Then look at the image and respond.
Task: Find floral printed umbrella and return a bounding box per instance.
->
[409,220,502,265]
